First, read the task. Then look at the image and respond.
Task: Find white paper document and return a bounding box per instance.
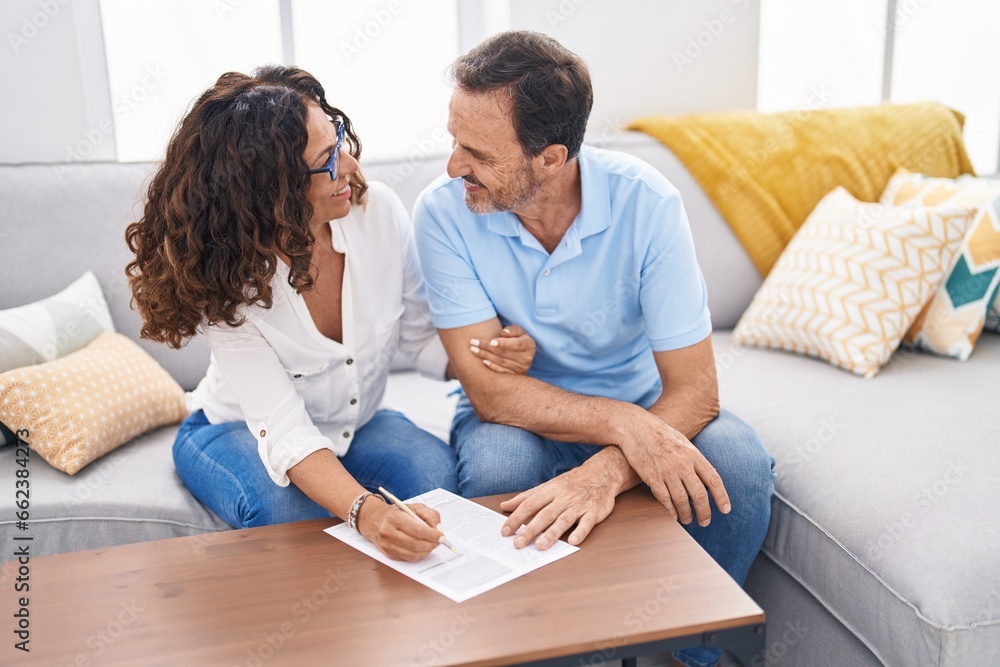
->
[324,488,579,602]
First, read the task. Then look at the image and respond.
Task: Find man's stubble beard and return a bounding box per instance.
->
[463,162,540,215]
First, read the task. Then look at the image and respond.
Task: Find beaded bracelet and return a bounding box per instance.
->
[347,491,383,531]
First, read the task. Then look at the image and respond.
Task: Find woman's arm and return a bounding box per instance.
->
[287,450,442,561]
[203,321,442,560]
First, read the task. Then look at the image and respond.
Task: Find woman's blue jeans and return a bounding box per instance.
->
[173,409,459,528]
[452,398,775,667]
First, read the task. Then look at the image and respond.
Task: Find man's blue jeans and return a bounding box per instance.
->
[452,396,775,667]
[173,409,459,528]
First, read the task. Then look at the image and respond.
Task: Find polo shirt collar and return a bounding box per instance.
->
[483,145,611,241]
[485,211,521,237]
[574,146,611,240]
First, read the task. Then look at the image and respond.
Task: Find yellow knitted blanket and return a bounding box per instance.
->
[629,102,974,275]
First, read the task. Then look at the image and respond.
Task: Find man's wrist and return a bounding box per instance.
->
[583,446,639,495]
[607,400,643,445]
[605,446,642,494]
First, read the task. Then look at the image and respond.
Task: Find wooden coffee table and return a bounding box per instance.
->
[1,488,764,666]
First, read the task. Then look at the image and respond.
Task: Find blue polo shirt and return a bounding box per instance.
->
[413,145,711,408]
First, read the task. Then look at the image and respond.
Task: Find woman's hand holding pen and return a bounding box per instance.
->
[357,497,443,562]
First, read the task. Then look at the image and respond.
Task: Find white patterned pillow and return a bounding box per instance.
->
[0,271,115,372]
[733,187,974,378]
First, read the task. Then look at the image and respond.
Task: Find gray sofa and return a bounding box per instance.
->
[1,132,997,667]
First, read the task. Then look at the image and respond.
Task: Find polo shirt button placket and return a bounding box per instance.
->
[536,265,559,316]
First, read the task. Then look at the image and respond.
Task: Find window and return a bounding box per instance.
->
[890,0,1000,174]
[758,0,1000,173]
[758,0,886,112]
[99,0,459,163]
[100,0,284,162]
[290,0,459,162]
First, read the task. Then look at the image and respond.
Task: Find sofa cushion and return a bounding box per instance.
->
[0,424,229,558]
[0,332,189,475]
[733,187,974,378]
[0,270,116,448]
[715,330,1000,667]
[0,270,115,373]
[879,169,1000,356]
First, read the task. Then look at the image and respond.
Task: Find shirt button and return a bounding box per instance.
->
[346,358,354,365]
[343,431,351,438]
[543,269,551,276]
[259,429,267,437]
[350,398,357,405]
[293,374,302,379]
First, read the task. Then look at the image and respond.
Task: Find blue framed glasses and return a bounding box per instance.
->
[307,120,345,181]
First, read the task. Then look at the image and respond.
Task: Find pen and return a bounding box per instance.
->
[377,487,460,555]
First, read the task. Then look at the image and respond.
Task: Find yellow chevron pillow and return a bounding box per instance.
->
[880,169,1000,356]
[733,187,974,378]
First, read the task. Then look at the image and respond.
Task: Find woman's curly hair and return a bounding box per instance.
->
[125,65,367,349]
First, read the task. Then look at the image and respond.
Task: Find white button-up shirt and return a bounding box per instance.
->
[188,182,449,486]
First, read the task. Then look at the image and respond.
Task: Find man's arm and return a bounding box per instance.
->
[649,336,721,440]
[438,318,644,445]
[441,320,729,545]
[643,337,729,528]
[499,337,731,551]
[440,318,643,549]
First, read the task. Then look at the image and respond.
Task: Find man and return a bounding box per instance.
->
[414,31,774,667]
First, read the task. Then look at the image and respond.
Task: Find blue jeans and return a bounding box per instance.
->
[452,397,775,667]
[174,409,459,528]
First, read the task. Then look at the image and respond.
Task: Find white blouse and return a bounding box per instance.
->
[187,182,449,486]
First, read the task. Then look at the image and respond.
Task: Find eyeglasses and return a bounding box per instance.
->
[307,120,346,181]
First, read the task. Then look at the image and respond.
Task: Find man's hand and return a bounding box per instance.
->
[469,324,536,375]
[616,405,730,527]
[498,462,620,550]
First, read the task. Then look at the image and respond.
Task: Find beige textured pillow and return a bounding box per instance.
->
[732,187,974,378]
[0,332,188,474]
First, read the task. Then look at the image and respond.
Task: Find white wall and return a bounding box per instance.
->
[0,0,115,163]
[509,0,760,144]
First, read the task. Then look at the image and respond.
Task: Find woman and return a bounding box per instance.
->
[126,66,534,561]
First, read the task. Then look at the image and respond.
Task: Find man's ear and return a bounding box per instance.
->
[535,144,569,173]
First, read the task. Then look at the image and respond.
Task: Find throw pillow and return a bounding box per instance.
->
[0,331,188,475]
[881,169,1000,357]
[732,187,974,378]
[0,270,115,372]
[0,271,116,445]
